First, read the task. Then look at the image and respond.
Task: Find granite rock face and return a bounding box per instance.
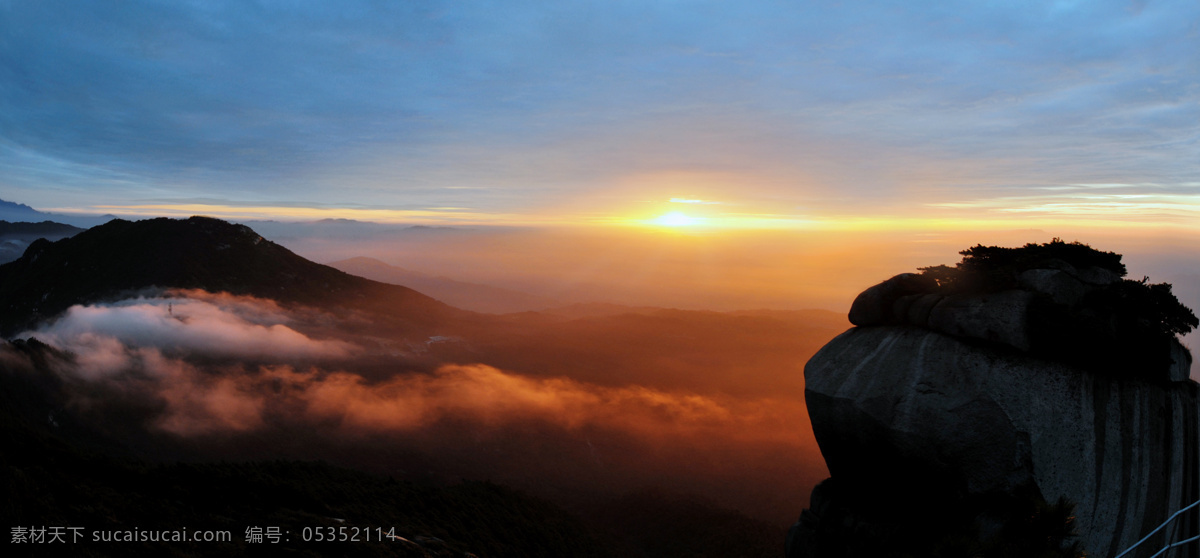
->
[794,268,1198,557]
[803,326,1198,557]
[850,273,1044,353]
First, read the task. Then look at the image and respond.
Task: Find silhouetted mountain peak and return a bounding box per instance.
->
[0,216,457,336]
[0,199,39,214]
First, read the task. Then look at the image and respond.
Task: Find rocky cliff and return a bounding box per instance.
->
[790,243,1199,558]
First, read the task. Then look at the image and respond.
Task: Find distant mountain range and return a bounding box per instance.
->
[0,220,86,264]
[0,197,116,228]
[329,256,563,314]
[0,199,38,216]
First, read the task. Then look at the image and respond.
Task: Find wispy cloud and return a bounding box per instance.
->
[927,183,1200,224]
[2,1,1197,226]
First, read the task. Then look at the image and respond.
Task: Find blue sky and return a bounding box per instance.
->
[2,0,1198,227]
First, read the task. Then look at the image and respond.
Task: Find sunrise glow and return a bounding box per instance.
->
[651,211,704,227]
[3,4,1200,555]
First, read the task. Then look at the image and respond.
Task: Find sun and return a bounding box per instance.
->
[650,211,703,227]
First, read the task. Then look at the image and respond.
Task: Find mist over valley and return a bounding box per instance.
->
[2,215,851,556]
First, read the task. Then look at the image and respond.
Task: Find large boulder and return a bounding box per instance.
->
[1018,268,1088,306]
[842,271,1189,381]
[848,274,1039,352]
[925,290,1036,352]
[794,245,1198,557]
[847,273,936,326]
[801,325,1199,557]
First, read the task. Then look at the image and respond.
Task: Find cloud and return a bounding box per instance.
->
[298,364,801,444]
[36,333,806,447]
[19,292,811,447]
[4,1,1198,222]
[142,351,268,436]
[25,291,353,379]
[12,289,825,520]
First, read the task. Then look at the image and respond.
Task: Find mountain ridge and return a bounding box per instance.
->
[0,216,466,336]
[0,220,86,264]
[0,197,117,228]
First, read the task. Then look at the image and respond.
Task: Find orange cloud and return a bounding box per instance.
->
[15,289,828,522]
[300,364,802,443]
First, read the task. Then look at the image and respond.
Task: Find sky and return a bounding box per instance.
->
[2,0,1198,230]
